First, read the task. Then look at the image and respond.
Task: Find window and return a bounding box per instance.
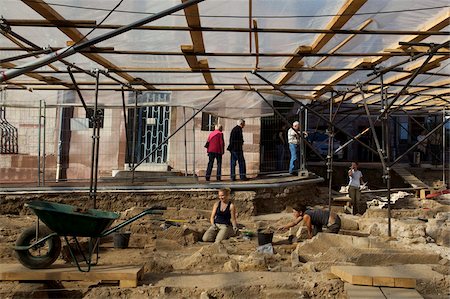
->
[86,108,104,128]
[201,112,218,131]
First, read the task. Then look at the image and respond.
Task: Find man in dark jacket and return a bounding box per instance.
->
[227,119,247,181]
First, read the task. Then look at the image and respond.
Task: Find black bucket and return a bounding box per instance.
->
[257,232,273,246]
[113,232,131,249]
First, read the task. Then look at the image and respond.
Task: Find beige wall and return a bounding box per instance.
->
[67,107,122,179]
[169,107,261,179]
[1,104,262,182]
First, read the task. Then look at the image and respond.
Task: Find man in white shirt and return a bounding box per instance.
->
[288,121,301,175]
[347,161,364,215]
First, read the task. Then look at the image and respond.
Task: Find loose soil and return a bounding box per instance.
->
[0,187,448,298]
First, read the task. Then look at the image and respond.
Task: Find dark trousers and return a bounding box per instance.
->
[230,151,246,180]
[312,215,341,236]
[205,153,222,180]
[275,144,286,171]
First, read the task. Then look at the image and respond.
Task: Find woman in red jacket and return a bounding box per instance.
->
[205,124,225,181]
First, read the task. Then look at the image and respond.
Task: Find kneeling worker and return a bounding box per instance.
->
[278,204,341,241]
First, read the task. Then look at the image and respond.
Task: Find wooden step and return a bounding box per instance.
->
[391,167,429,189]
[332,265,416,288]
[0,264,143,288]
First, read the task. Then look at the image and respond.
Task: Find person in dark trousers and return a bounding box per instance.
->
[274,124,287,171]
[227,119,247,181]
[205,124,225,181]
[278,204,341,241]
[202,188,238,243]
[347,161,365,215]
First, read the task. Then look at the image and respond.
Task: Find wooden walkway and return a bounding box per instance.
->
[391,166,429,198]
[0,264,143,287]
[331,265,416,288]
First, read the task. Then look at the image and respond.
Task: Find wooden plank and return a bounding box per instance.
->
[181,45,215,89]
[331,266,416,288]
[181,0,214,89]
[276,0,368,85]
[0,264,143,288]
[391,167,429,189]
[312,19,373,68]
[181,0,205,53]
[322,10,450,102]
[373,276,395,287]
[21,0,155,90]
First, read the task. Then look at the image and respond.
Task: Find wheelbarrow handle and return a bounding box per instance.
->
[100,207,166,237]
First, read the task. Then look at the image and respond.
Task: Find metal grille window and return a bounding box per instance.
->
[86,108,104,129]
[127,92,171,164]
[201,112,218,131]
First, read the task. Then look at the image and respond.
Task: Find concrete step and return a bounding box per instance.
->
[108,170,183,180]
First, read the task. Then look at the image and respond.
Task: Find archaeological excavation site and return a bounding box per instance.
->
[0,0,449,298]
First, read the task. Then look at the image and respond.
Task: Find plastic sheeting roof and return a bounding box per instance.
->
[0,0,449,118]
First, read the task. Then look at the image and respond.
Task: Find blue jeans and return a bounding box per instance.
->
[289,143,299,174]
[206,153,222,180]
[230,151,246,180]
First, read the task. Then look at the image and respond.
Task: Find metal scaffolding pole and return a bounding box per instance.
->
[183,106,188,176]
[121,87,130,169]
[89,70,100,209]
[253,71,379,156]
[0,0,205,82]
[391,118,450,166]
[327,91,334,212]
[132,90,223,171]
[444,109,447,187]
[131,91,139,182]
[253,90,326,162]
[192,108,196,177]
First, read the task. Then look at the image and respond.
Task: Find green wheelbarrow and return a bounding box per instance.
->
[14,200,166,272]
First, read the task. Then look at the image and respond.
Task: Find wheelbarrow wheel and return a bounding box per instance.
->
[15,226,62,269]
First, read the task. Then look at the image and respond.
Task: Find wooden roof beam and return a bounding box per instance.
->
[181,0,214,89]
[276,0,367,85]
[181,0,205,53]
[20,0,155,90]
[354,56,448,104]
[315,10,450,100]
[312,19,373,68]
[181,45,214,89]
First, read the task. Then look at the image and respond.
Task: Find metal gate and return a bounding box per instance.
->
[127,92,171,165]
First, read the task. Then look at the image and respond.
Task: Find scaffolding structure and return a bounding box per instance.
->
[0,0,449,236]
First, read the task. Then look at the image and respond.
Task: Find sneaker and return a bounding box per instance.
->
[241,177,249,181]
[343,206,353,214]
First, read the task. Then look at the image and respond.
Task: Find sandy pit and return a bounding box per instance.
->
[0,187,449,298]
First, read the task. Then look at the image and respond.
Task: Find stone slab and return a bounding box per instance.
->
[344,284,385,299]
[380,287,423,298]
[344,284,424,299]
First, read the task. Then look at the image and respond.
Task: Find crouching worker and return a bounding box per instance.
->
[278,204,341,241]
[202,188,238,243]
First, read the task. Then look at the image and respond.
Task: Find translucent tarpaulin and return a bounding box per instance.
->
[0,0,448,117]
